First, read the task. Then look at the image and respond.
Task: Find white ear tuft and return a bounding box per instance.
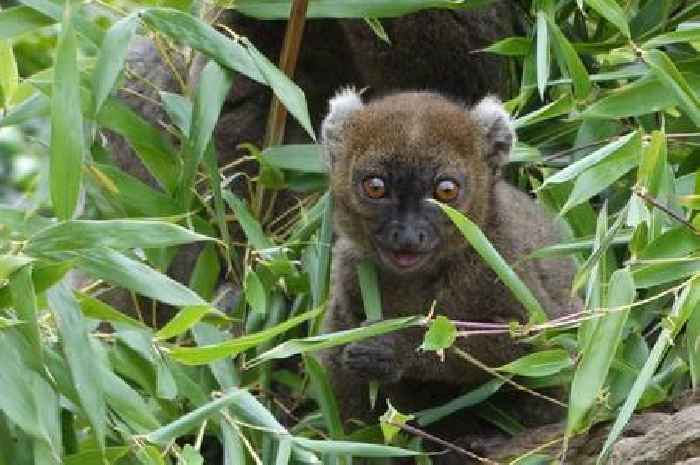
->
[472,96,515,170]
[321,86,364,168]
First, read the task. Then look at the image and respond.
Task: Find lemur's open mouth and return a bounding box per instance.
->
[377,248,429,270]
[390,251,422,268]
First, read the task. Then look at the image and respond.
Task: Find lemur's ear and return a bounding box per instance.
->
[471,96,515,170]
[321,87,364,167]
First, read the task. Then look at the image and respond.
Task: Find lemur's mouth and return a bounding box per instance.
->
[390,251,422,268]
[378,248,429,271]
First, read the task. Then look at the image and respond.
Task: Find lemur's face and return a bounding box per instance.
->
[324,91,513,276]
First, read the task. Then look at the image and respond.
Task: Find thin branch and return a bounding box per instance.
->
[386,420,500,465]
[632,186,699,234]
[453,347,568,408]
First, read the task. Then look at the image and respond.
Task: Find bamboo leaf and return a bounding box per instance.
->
[50,4,84,220]
[47,281,106,449]
[546,17,591,100]
[169,306,323,365]
[643,49,700,126]
[91,14,138,115]
[567,269,635,434]
[0,5,53,40]
[145,389,246,444]
[535,11,550,99]
[584,0,630,38]
[76,248,206,306]
[26,219,210,254]
[498,349,573,377]
[541,131,639,188]
[249,316,423,367]
[431,201,548,324]
[597,278,700,462]
[180,60,233,207]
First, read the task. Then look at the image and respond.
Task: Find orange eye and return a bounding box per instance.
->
[362,177,386,199]
[434,179,459,202]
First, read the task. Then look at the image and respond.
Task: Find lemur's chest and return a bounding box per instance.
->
[376,264,527,322]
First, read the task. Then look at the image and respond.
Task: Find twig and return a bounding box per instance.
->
[262,0,309,148]
[254,0,310,219]
[453,348,568,408]
[632,186,699,234]
[541,137,616,163]
[386,420,500,464]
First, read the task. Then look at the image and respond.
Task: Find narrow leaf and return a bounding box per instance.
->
[92,14,138,115]
[50,5,84,220]
[432,201,547,323]
[47,281,106,449]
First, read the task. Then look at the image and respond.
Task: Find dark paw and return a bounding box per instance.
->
[341,337,403,383]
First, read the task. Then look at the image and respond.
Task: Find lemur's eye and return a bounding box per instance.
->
[434,179,459,202]
[362,177,386,199]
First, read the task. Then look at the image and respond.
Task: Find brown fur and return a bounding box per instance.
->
[319,91,579,463]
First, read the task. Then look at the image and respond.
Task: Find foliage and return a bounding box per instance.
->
[0,0,699,464]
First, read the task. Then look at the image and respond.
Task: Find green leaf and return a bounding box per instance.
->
[0,254,33,280]
[19,0,104,47]
[261,144,326,173]
[571,202,628,294]
[418,315,456,355]
[180,60,233,207]
[97,99,181,194]
[249,315,423,367]
[416,378,505,426]
[139,7,264,82]
[581,74,700,120]
[50,4,84,221]
[0,5,53,40]
[145,389,247,444]
[77,293,147,328]
[688,291,700,388]
[91,14,138,115]
[9,265,44,370]
[243,39,315,140]
[584,0,630,38]
[560,136,640,214]
[632,255,700,288]
[643,26,700,48]
[380,401,414,444]
[432,201,547,324]
[25,219,210,255]
[0,91,50,127]
[160,91,192,134]
[223,191,273,250]
[169,306,323,365]
[546,17,591,100]
[304,355,344,440]
[541,131,639,188]
[90,163,182,217]
[76,248,206,307]
[64,447,130,465]
[512,93,573,129]
[47,281,106,449]
[244,270,267,315]
[567,269,635,434]
[643,49,700,126]
[0,37,19,107]
[182,445,205,465]
[156,306,223,340]
[292,437,419,458]
[535,11,550,99]
[498,349,572,377]
[357,258,382,322]
[482,36,532,56]
[597,278,700,463]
